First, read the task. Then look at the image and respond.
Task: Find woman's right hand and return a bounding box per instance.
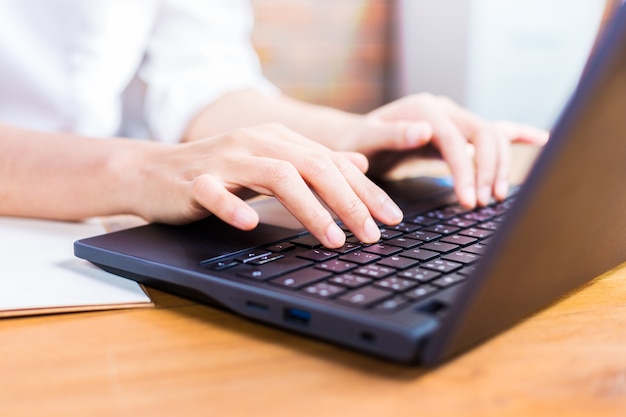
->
[131,123,404,248]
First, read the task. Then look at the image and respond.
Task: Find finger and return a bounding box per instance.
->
[232,125,401,244]
[472,129,499,206]
[290,150,389,244]
[227,155,348,248]
[430,120,477,208]
[355,119,433,153]
[493,132,511,201]
[243,129,402,242]
[383,96,479,207]
[306,152,404,241]
[340,151,369,173]
[492,121,550,145]
[433,96,485,138]
[191,174,259,230]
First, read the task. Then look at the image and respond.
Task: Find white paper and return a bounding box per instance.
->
[0,217,152,315]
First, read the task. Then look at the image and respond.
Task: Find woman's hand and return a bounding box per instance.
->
[340,93,549,208]
[133,123,404,248]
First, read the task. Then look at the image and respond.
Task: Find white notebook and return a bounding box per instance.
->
[0,217,152,317]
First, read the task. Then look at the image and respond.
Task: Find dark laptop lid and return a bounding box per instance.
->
[423,5,626,365]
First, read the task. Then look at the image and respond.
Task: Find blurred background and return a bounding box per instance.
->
[249,0,614,129]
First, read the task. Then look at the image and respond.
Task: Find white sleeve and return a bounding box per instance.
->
[138,0,278,143]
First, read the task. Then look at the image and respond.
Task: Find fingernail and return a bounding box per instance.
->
[405,123,431,146]
[362,217,381,243]
[233,207,258,230]
[325,223,346,247]
[382,198,403,223]
[496,179,509,199]
[462,186,477,208]
[478,185,491,206]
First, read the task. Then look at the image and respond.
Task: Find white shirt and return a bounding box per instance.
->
[0,0,276,142]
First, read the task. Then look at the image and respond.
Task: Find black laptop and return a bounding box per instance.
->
[75,6,626,365]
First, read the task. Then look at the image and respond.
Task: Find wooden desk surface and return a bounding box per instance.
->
[2,148,626,417]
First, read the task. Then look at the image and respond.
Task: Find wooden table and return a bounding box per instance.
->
[2,147,626,417]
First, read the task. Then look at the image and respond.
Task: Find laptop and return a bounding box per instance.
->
[74,6,626,365]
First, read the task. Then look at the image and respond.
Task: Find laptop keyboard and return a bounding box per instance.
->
[202,194,516,314]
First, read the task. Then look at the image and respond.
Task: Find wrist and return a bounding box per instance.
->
[102,139,168,220]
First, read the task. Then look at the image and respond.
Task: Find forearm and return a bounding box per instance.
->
[183,89,365,151]
[0,124,153,220]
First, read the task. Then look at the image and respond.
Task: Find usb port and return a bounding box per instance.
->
[246,300,269,312]
[284,308,311,326]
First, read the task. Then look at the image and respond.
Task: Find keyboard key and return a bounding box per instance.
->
[421,259,463,273]
[444,218,477,228]
[408,230,441,242]
[391,222,422,233]
[353,264,395,279]
[457,265,478,276]
[296,249,338,262]
[234,256,314,280]
[375,277,419,292]
[420,241,460,254]
[362,243,402,257]
[248,253,285,266]
[404,284,438,301]
[441,251,480,265]
[477,221,500,231]
[235,250,273,264]
[463,212,493,222]
[405,214,439,226]
[431,273,466,288]
[464,243,488,255]
[379,228,403,240]
[424,224,461,235]
[328,273,372,288]
[337,287,393,307]
[400,248,439,261]
[339,251,381,265]
[398,267,441,282]
[315,259,357,273]
[270,268,331,289]
[265,242,296,253]
[426,206,466,220]
[303,282,345,298]
[477,207,498,217]
[205,259,238,271]
[234,268,268,280]
[328,242,361,254]
[290,235,323,249]
[376,255,420,270]
[440,234,478,246]
[384,237,422,249]
[345,236,370,246]
[459,228,494,239]
[373,295,409,313]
